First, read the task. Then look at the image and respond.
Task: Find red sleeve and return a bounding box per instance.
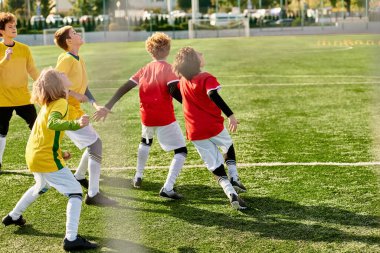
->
[130,68,144,84]
[204,74,220,93]
[166,66,179,85]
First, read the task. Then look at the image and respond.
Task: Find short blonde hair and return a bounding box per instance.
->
[31,68,67,106]
[145,32,171,59]
[0,12,16,38]
[172,47,201,80]
[54,26,72,51]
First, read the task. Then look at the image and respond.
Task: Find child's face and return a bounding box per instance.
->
[67,28,83,48]
[196,51,205,68]
[0,21,17,39]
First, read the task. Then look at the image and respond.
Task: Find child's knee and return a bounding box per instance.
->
[174,147,187,157]
[88,138,102,163]
[68,193,83,200]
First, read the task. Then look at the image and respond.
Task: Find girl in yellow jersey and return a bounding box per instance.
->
[2,68,98,251]
[54,26,116,206]
[0,12,39,171]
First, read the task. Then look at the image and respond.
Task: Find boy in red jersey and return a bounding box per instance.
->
[94,32,186,199]
[172,47,247,210]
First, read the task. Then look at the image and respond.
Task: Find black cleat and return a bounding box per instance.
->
[2,215,26,226]
[159,187,183,200]
[229,193,247,210]
[63,235,98,251]
[230,178,247,193]
[76,178,89,189]
[85,193,117,207]
[133,177,142,188]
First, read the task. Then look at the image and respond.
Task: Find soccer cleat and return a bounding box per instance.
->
[85,193,117,207]
[63,235,98,251]
[2,214,26,226]
[76,178,89,189]
[229,193,247,210]
[133,177,142,188]
[230,178,247,193]
[159,187,183,200]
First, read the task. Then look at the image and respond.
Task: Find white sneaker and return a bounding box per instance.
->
[229,193,247,210]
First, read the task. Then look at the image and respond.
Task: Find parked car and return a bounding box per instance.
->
[80,15,94,23]
[95,14,110,23]
[273,18,294,26]
[63,16,78,25]
[30,15,45,26]
[46,14,63,24]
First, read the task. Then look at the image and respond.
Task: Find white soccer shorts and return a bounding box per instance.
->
[192,128,233,171]
[141,121,186,152]
[32,168,83,197]
[65,124,99,150]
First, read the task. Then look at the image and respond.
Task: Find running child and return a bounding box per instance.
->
[54,26,116,206]
[2,68,98,251]
[0,12,39,171]
[172,47,247,210]
[94,32,187,199]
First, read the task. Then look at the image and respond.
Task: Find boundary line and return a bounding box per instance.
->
[4,162,380,173]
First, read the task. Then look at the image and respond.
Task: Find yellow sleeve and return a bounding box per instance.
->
[50,98,68,117]
[26,46,39,81]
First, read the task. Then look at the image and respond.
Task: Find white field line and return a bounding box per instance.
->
[87,81,380,90]
[5,162,380,173]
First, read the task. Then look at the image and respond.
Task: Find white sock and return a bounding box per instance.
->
[163,154,186,191]
[88,158,101,197]
[227,163,239,181]
[218,177,237,199]
[135,144,150,180]
[0,136,6,165]
[74,150,89,180]
[65,197,82,241]
[9,186,39,220]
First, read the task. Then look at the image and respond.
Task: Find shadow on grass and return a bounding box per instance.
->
[116,182,380,245]
[13,225,164,253]
[1,170,33,177]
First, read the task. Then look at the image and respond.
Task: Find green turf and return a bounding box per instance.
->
[0,34,379,252]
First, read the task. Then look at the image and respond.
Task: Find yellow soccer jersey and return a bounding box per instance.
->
[56,52,88,120]
[25,98,68,173]
[0,41,39,106]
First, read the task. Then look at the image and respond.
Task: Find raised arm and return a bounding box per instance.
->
[92,80,137,122]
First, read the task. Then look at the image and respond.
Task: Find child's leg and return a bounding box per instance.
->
[15,105,37,130]
[87,138,102,197]
[157,122,187,192]
[0,107,14,167]
[66,194,82,241]
[224,144,238,180]
[9,173,48,220]
[163,147,187,191]
[135,138,152,181]
[74,149,89,181]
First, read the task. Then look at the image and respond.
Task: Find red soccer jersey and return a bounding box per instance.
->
[179,72,225,141]
[131,61,179,126]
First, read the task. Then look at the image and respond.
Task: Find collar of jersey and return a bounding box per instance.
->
[67,52,80,61]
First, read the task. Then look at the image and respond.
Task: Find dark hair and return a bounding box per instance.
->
[54,26,72,51]
[0,12,16,38]
[172,47,201,80]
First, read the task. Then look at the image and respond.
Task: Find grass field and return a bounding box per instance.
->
[0,34,380,252]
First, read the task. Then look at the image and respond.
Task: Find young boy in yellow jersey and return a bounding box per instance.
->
[54,26,116,206]
[2,68,98,251]
[0,12,39,171]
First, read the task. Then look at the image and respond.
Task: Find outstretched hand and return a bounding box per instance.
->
[92,106,111,122]
[228,114,239,132]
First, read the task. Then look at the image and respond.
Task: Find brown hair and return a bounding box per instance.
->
[172,47,201,80]
[54,26,72,51]
[0,12,16,38]
[145,32,171,59]
[31,68,67,106]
